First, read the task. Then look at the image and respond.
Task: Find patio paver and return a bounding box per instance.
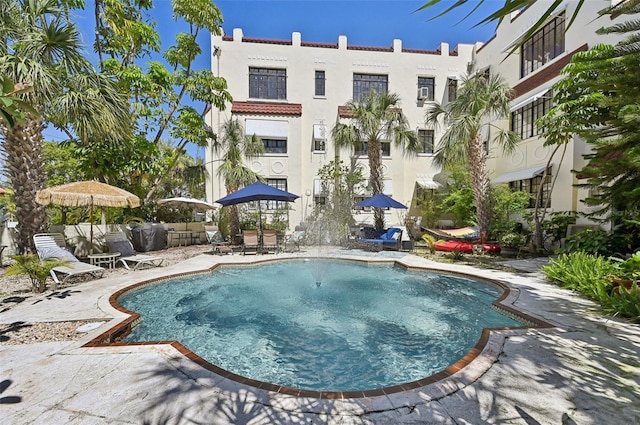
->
[1,250,639,424]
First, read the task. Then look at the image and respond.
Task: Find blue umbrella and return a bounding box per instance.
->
[355,193,407,209]
[216,181,299,206]
[215,181,300,235]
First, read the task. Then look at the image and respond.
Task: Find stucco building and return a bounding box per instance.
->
[206,0,627,230]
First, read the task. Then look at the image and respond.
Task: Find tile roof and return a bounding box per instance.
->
[338,105,403,118]
[231,101,302,116]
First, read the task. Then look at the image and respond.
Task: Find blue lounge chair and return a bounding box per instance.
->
[360,227,403,251]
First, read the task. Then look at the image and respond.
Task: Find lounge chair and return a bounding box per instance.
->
[261,229,279,254]
[359,227,403,251]
[241,230,259,255]
[204,226,233,255]
[33,233,105,290]
[283,229,305,252]
[104,232,164,270]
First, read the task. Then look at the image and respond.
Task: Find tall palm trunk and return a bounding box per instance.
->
[1,114,49,254]
[225,183,241,244]
[368,139,385,230]
[468,134,490,242]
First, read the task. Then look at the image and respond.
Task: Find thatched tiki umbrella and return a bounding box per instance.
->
[36,181,140,253]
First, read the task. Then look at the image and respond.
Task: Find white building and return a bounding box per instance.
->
[476,0,626,225]
[207,0,627,230]
[207,28,476,228]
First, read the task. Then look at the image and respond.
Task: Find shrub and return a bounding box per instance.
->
[6,254,70,293]
[542,252,616,300]
[499,232,527,249]
[542,252,639,322]
[559,228,611,256]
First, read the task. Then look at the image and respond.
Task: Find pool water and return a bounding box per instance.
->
[119,260,522,392]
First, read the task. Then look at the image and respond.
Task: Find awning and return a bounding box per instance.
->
[493,165,546,183]
[383,179,393,196]
[510,88,550,111]
[314,179,327,195]
[416,174,442,190]
[313,124,327,140]
[245,119,288,138]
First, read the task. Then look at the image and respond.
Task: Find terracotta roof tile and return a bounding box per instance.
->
[338,105,402,118]
[338,105,355,118]
[232,101,302,116]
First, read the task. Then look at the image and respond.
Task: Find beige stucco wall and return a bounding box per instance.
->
[477,0,626,221]
[207,29,477,229]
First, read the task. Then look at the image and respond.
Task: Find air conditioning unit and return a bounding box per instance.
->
[417,87,430,100]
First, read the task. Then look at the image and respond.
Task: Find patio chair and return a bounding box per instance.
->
[241,229,260,255]
[33,233,105,290]
[261,229,279,254]
[204,225,233,255]
[104,232,164,270]
[283,230,305,252]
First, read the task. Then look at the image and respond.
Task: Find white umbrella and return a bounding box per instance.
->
[157,197,217,211]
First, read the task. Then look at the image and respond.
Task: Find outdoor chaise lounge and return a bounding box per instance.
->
[241,229,260,255]
[359,227,403,251]
[33,233,105,289]
[204,225,233,255]
[104,232,164,270]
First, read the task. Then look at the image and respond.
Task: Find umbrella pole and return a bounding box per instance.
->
[258,202,263,252]
[89,202,94,255]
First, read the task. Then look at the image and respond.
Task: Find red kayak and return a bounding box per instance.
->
[434,240,501,254]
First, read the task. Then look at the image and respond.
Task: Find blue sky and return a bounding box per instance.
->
[44,0,500,156]
[215,0,498,50]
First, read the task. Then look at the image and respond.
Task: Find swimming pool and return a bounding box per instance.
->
[118,259,523,392]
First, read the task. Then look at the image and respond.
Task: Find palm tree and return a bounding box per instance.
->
[425,73,519,241]
[332,91,420,230]
[213,118,265,242]
[0,0,131,254]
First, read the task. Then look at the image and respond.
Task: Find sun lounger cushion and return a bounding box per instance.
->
[38,245,79,263]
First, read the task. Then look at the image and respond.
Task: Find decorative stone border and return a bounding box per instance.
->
[85,256,554,408]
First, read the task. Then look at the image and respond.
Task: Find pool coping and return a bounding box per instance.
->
[84,255,554,410]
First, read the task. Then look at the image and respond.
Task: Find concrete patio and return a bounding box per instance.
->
[1,250,639,424]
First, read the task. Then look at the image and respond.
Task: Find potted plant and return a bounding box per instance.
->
[5,254,69,293]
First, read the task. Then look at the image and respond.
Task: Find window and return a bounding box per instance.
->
[249,68,286,100]
[521,13,565,77]
[510,93,553,139]
[509,171,551,208]
[417,129,434,154]
[313,124,326,152]
[315,71,325,96]
[314,139,326,152]
[353,196,368,210]
[264,179,288,210]
[418,77,435,101]
[354,141,390,157]
[447,78,458,102]
[262,138,287,154]
[353,74,388,101]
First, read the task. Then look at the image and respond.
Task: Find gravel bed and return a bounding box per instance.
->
[0,244,213,345]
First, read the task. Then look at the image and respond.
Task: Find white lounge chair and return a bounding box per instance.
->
[33,233,105,290]
[104,232,164,270]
